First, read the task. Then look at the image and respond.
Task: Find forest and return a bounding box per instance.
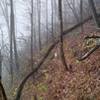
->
[0,0,100,100]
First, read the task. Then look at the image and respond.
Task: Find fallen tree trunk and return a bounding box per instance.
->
[15,41,59,100]
[63,13,100,35]
[78,45,100,61]
[15,14,100,100]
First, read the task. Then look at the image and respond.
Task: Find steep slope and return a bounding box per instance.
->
[20,29,100,100]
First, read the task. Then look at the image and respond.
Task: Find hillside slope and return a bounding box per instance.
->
[20,28,100,100]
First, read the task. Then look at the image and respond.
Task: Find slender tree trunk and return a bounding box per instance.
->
[12,3,19,73]
[37,0,42,50]
[58,0,68,70]
[0,51,2,81]
[31,0,34,71]
[65,0,79,23]
[10,0,20,83]
[64,1,68,25]
[51,0,54,41]
[0,81,7,100]
[10,0,14,84]
[46,0,48,43]
[13,29,20,73]
[54,0,57,35]
[80,0,84,34]
[88,0,100,28]
[5,1,10,34]
[33,28,37,51]
[33,10,37,51]
[10,0,20,72]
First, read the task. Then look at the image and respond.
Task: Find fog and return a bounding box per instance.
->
[0,0,90,91]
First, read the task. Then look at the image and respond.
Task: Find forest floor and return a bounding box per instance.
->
[18,22,100,100]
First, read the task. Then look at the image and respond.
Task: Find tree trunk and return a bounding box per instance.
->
[31,0,34,72]
[46,0,48,43]
[88,0,100,28]
[0,81,7,100]
[58,0,68,70]
[51,0,54,41]
[37,0,42,50]
[80,0,84,33]
[11,1,20,73]
[33,11,37,50]
[65,0,79,23]
[10,0,20,83]
[0,51,2,81]
[10,0,14,84]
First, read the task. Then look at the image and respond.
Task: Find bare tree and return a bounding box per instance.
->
[0,0,11,78]
[10,0,14,84]
[37,0,42,50]
[30,0,34,73]
[80,0,84,33]
[58,0,68,70]
[33,4,37,51]
[0,0,10,32]
[0,81,7,100]
[46,0,48,43]
[65,0,80,23]
[0,50,2,80]
[88,0,100,28]
[10,0,20,83]
[54,0,57,35]
[51,0,54,41]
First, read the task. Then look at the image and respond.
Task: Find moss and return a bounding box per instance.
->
[37,83,48,93]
